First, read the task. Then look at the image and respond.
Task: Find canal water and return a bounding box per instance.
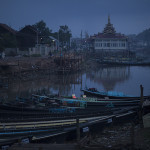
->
[1,65,150,101]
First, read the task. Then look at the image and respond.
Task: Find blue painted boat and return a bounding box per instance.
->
[81,88,150,99]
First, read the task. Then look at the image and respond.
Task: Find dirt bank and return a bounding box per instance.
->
[80,123,150,150]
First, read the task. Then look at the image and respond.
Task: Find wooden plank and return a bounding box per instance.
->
[9,144,77,150]
[0,120,86,130]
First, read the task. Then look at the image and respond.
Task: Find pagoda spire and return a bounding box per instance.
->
[108,15,110,24]
[103,15,116,35]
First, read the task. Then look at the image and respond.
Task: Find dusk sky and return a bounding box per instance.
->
[0,0,150,37]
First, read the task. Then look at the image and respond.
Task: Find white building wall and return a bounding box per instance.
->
[94,39,127,51]
[29,44,54,56]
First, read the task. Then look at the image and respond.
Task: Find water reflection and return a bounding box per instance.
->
[0,66,150,101]
[0,73,82,101]
[86,66,130,91]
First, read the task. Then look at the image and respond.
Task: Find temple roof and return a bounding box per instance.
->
[103,15,116,35]
[92,33,127,39]
[90,16,127,39]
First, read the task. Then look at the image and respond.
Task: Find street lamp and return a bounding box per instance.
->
[40,38,43,44]
[52,40,55,51]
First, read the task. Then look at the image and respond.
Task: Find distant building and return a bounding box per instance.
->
[71,37,90,51]
[29,44,51,56]
[71,38,82,50]
[0,23,57,56]
[17,25,38,48]
[0,23,16,35]
[90,16,128,52]
[0,23,18,56]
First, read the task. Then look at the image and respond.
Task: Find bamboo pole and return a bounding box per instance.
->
[18,59,21,79]
[139,84,144,128]
[76,117,80,142]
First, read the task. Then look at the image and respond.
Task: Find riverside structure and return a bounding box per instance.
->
[91,16,128,52]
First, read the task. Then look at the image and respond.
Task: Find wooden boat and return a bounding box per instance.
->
[0,107,139,147]
[81,88,150,99]
[0,103,55,112]
[0,93,148,123]
[0,96,88,119]
[56,96,142,110]
[73,97,141,108]
[86,99,141,108]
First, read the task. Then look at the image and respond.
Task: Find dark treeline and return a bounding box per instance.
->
[136,28,150,47]
[0,20,72,52]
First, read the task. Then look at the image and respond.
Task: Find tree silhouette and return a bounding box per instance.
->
[58,25,72,49]
[32,20,52,44]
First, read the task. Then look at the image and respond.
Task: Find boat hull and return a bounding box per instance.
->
[82,89,150,100]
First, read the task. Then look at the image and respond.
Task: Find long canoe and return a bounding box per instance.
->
[81,88,150,99]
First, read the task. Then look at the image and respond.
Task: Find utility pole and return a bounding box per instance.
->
[36,31,39,45]
[139,84,144,128]
[58,30,62,56]
[76,117,80,142]
[80,30,82,50]
[58,31,59,51]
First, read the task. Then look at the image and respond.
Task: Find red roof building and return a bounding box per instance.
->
[91,16,128,51]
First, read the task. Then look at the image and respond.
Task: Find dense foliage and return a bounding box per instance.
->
[136,28,150,47]
[52,25,72,49]
[32,20,52,44]
[32,21,72,49]
[59,25,72,49]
